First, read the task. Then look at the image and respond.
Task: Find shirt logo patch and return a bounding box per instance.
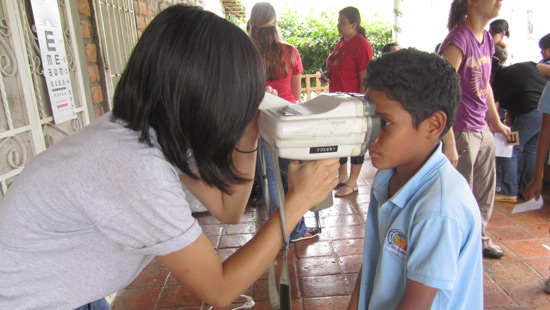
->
[384,229,408,260]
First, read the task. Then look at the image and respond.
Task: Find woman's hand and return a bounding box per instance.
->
[523,179,543,201]
[286,158,340,212]
[265,85,278,96]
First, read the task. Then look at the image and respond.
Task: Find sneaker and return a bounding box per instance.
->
[290,227,321,242]
[494,193,517,203]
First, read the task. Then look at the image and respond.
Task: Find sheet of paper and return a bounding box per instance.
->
[512,197,545,214]
[258,92,290,111]
[494,132,513,158]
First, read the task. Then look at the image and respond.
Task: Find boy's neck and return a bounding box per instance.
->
[388,143,440,197]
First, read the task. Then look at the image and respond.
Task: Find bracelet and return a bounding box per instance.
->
[234,146,258,153]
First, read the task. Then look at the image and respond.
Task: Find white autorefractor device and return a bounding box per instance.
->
[259,92,380,160]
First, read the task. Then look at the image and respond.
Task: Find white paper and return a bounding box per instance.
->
[259,92,290,111]
[512,197,544,214]
[494,133,513,158]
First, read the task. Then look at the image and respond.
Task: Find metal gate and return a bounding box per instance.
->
[0,0,92,198]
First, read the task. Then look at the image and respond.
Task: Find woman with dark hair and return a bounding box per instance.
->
[0,5,339,309]
[248,2,321,242]
[490,19,511,64]
[326,6,373,198]
[439,0,510,259]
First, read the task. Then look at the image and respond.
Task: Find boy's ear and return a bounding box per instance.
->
[424,111,446,139]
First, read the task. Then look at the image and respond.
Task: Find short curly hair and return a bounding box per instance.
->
[364,48,461,137]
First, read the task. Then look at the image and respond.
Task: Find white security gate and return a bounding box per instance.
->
[93,0,138,109]
[0,0,92,198]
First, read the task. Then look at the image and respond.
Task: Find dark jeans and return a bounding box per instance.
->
[496,109,542,196]
[75,298,110,310]
[257,141,308,239]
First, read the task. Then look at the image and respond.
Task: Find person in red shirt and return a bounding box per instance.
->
[326,6,373,197]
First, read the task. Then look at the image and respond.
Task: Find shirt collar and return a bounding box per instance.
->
[372,143,447,209]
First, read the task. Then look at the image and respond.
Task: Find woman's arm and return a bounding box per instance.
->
[359,70,367,94]
[536,63,550,80]
[180,113,260,224]
[440,44,464,166]
[291,74,302,103]
[485,84,511,136]
[523,113,550,200]
[160,158,340,307]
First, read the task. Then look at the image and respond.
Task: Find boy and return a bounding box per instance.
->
[348,48,483,309]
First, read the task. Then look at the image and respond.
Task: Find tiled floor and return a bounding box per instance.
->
[111,158,550,309]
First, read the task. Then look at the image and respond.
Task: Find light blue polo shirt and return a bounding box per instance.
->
[539,81,550,114]
[358,144,483,309]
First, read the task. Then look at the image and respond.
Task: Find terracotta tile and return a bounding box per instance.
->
[217,248,238,262]
[218,233,254,248]
[239,211,258,223]
[297,255,341,277]
[203,289,255,309]
[483,271,494,283]
[483,282,517,309]
[504,240,550,258]
[499,279,550,307]
[524,257,550,278]
[253,277,300,302]
[200,224,223,236]
[206,234,220,248]
[111,287,162,310]
[295,241,335,258]
[145,257,165,269]
[224,222,256,235]
[320,203,356,216]
[303,296,350,310]
[157,285,203,307]
[322,214,363,227]
[332,239,364,256]
[194,212,221,225]
[494,201,517,214]
[300,274,350,298]
[509,211,550,225]
[487,225,537,242]
[339,255,363,274]
[327,225,365,240]
[487,210,515,227]
[127,267,169,289]
[252,299,303,310]
[522,223,550,239]
[484,259,541,282]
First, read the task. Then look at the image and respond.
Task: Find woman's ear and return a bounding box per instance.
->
[424,111,447,139]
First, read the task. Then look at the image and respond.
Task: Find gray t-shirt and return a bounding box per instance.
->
[0,113,202,309]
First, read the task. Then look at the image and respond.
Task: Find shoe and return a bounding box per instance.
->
[494,194,517,203]
[334,184,358,198]
[290,227,321,242]
[334,181,346,190]
[545,277,550,294]
[483,246,505,259]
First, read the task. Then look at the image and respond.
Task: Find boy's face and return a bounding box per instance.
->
[366,89,434,174]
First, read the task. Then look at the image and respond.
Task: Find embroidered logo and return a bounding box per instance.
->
[384,229,408,260]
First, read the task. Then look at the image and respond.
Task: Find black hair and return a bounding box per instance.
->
[112,5,265,193]
[540,33,550,50]
[382,43,398,54]
[364,48,461,137]
[490,19,510,37]
[339,7,366,38]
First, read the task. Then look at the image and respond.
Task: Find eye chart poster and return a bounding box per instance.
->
[31,0,76,124]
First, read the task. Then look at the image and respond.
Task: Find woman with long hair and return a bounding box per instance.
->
[248,2,320,242]
[326,6,373,198]
[439,0,510,259]
[0,5,339,309]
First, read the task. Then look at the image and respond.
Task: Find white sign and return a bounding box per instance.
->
[31,0,76,124]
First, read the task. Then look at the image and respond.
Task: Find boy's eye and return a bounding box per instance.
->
[381,119,391,127]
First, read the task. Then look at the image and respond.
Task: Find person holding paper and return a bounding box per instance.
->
[491,50,548,202]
